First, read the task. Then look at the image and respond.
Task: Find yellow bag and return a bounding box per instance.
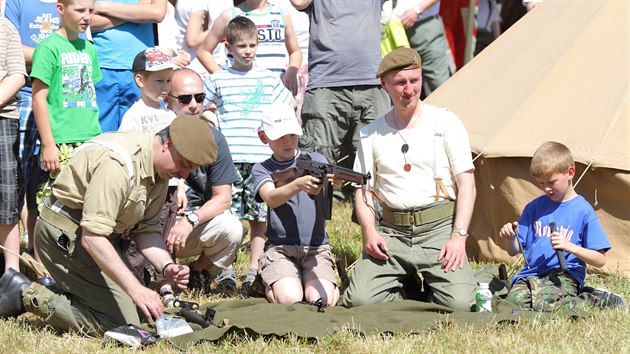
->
[381,16,410,57]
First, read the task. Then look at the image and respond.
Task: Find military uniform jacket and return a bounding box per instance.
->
[51,131,168,238]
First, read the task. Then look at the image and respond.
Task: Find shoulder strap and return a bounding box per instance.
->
[73,140,135,185]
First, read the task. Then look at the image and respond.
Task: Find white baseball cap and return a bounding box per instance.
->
[259,103,302,140]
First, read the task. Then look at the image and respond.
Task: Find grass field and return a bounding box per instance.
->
[1,201,628,353]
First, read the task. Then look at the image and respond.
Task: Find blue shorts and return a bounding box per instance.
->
[95,68,140,133]
[231,162,267,222]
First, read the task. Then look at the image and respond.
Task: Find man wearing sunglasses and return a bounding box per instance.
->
[161,68,244,299]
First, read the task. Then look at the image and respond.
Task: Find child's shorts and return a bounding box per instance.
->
[259,244,337,288]
[0,118,22,224]
[231,162,267,222]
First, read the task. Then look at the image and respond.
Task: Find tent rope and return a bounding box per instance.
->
[574,157,595,188]
[472,148,485,162]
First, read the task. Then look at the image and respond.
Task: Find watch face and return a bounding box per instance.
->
[188,212,199,224]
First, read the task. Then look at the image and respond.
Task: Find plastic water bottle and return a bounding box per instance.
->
[476,283,492,312]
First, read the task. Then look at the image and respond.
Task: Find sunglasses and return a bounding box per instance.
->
[168,92,206,104]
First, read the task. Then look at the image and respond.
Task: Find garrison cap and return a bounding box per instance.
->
[375,47,422,78]
[169,115,217,166]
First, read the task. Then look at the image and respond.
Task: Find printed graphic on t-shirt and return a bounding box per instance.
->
[225,79,269,118]
[29,12,60,45]
[533,221,574,242]
[61,52,97,109]
[258,19,284,43]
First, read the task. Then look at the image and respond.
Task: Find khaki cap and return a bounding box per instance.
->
[375,47,422,78]
[169,115,217,166]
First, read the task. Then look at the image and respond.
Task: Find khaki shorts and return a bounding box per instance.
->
[259,244,337,287]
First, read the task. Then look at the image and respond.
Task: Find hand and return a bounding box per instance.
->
[437,235,467,272]
[363,230,389,261]
[499,222,518,239]
[550,231,573,253]
[165,219,193,254]
[297,175,323,196]
[173,50,191,68]
[399,9,419,29]
[176,183,188,213]
[282,66,299,96]
[328,173,343,190]
[41,144,61,173]
[128,285,164,322]
[163,263,190,290]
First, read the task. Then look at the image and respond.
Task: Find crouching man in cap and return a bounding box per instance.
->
[0,116,217,335]
[342,48,477,310]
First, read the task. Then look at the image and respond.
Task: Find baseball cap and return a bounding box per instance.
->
[169,115,217,166]
[259,103,302,141]
[132,47,178,72]
[375,47,422,78]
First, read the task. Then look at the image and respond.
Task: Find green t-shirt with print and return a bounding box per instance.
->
[31,32,102,144]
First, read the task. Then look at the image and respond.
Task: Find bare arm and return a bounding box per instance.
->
[32,78,60,173]
[259,174,323,209]
[94,0,167,23]
[185,9,208,49]
[551,233,606,268]
[81,231,164,321]
[290,0,312,11]
[135,232,189,289]
[399,0,440,29]
[438,170,476,272]
[90,15,126,33]
[166,183,232,254]
[281,10,302,96]
[0,73,26,109]
[498,221,521,257]
[197,9,231,74]
[355,188,389,261]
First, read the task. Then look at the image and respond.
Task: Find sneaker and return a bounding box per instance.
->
[160,285,175,307]
[215,267,237,292]
[241,268,258,293]
[591,287,627,309]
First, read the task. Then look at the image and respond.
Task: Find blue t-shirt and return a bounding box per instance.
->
[513,194,611,286]
[4,0,59,94]
[252,151,329,247]
[92,0,154,69]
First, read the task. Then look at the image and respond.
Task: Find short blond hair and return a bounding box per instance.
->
[530,141,575,178]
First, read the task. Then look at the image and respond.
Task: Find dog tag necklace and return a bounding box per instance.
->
[392,112,414,172]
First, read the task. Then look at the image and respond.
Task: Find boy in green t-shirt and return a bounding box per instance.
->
[31,0,102,224]
[31,0,102,204]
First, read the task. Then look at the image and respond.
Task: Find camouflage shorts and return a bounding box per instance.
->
[507,270,595,311]
[231,162,268,222]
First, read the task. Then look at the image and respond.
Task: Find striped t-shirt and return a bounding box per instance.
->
[204,67,293,163]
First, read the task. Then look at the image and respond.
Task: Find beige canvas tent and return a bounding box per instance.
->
[426,0,629,276]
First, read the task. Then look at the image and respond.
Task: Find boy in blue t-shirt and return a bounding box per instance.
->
[251,103,339,306]
[203,16,294,292]
[499,141,625,311]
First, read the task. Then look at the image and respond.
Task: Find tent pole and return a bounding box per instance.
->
[463,0,477,65]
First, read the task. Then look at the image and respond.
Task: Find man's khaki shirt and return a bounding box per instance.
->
[52,131,168,237]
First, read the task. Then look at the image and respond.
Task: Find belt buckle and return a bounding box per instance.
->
[408,212,415,226]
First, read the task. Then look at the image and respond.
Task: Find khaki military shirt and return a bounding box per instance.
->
[52,131,168,237]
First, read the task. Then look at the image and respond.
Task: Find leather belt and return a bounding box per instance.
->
[417,14,440,26]
[382,201,454,227]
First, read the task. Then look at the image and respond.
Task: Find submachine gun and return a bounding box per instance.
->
[271,154,371,220]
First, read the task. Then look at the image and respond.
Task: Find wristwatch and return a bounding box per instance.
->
[414,4,423,20]
[452,226,469,237]
[185,212,200,227]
